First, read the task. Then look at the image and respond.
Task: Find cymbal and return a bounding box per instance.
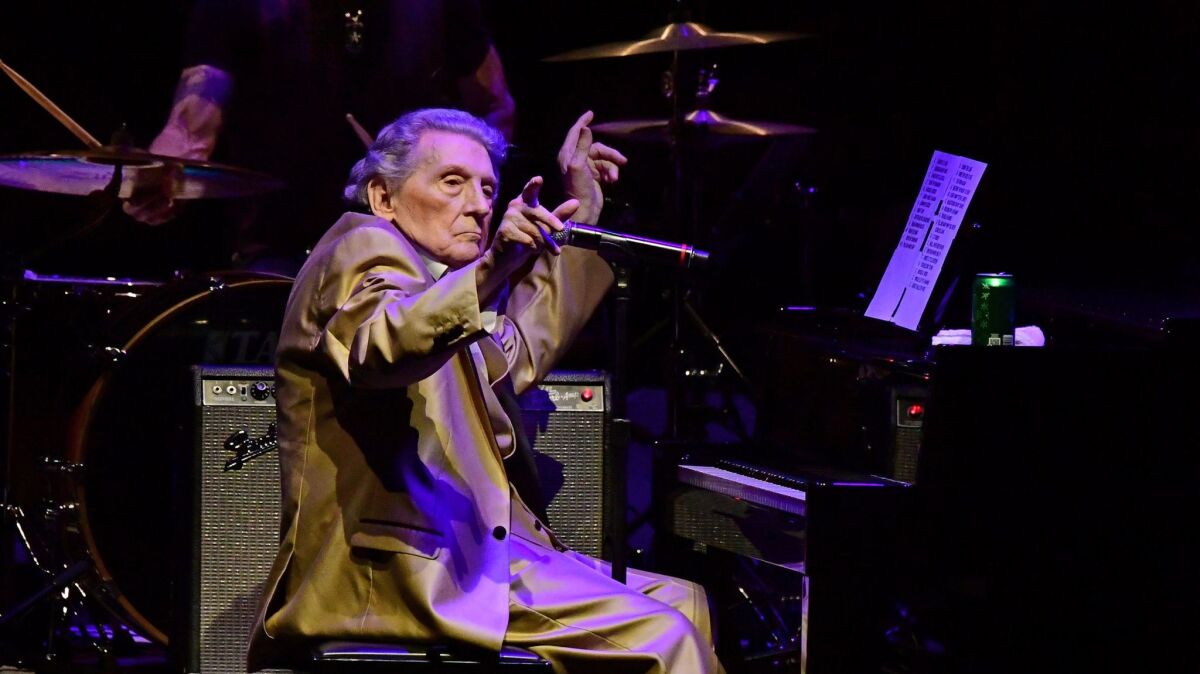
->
[593,109,817,141]
[544,22,810,62]
[0,147,284,199]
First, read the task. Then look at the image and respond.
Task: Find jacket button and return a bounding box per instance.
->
[534,521,543,531]
[492,526,507,540]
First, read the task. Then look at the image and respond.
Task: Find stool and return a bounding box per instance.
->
[311,641,551,672]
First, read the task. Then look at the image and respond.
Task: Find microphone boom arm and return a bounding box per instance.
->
[549,221,709,271]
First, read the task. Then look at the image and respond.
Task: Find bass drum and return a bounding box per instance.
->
[58,272,292,644]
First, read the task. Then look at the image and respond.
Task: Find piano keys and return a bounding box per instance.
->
[673,459,908,565]
[673,461,908,572]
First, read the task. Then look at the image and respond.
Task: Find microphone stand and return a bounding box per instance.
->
[606,263,632,583]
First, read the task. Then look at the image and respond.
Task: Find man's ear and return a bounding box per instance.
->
[366,177,397,220]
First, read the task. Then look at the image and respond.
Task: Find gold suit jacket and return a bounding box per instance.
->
[247,212,613,669]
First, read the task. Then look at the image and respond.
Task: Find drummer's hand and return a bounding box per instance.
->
[122,71,225,226]
[557,111,626,224]
[123,160,183,226]
[478,177,578,299]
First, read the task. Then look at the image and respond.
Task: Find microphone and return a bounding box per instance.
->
[547,221,709,271]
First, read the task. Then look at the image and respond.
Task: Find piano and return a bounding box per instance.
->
[668,343,1200,673]
[673,459,908,572]
[670,457,911,673]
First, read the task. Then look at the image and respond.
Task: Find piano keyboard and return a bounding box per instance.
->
[678,464,807,516]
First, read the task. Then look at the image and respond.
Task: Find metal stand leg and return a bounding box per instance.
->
[607,264,632,584]
[1,506,118,668]
[0,559,89,629]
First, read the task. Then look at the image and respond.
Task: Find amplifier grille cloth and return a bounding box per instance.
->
[198,405,281,673]
[892,427,921,484]
[522,411,606,558]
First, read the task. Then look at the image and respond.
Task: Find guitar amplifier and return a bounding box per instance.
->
[186,365,281,674]
[518,370,611,559]
[181,366,609,671]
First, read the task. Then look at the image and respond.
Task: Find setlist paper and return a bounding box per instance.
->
[865,150,987,330]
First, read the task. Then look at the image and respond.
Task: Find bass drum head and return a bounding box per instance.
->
[65,273,292,644]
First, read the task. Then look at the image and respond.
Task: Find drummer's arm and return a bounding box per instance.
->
[457,46,515,142]
[123,65,231,225]
[147,64,232,161]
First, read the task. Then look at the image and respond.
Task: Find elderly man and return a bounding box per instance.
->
[247,108,723,674]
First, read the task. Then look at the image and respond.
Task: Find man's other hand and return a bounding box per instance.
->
[557,111,626,224]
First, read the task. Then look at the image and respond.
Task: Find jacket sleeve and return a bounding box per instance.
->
[497,247,614,395]
[315,225,488,389]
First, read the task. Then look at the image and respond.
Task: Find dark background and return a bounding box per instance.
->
[2,0,1197,327]
[3,4,1197,669]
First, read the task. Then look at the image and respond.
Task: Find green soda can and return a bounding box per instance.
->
[972,273,1016,346]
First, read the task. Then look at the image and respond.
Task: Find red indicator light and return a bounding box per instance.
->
[581,388,594,402]
[907,404,924,418]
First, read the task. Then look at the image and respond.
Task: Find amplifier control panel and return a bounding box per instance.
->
[523,383,605,412]
[202,377,276,406]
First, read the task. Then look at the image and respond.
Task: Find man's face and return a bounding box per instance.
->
[391,130,497,269]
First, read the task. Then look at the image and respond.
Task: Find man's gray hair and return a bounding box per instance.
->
[343,108,508,206]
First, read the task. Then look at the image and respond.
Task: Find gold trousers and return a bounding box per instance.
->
[505,496,725,674]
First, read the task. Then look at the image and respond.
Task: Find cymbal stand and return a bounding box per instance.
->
[663,32,689,443]
[660,45,751,443]
[681,294,753,394]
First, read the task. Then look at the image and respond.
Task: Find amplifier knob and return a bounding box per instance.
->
[250,381,272,400]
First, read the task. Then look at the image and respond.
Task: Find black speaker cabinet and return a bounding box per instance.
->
[517,370,611,559]
[187,365,281,673]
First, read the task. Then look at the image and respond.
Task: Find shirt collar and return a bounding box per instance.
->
[417,251,449,281]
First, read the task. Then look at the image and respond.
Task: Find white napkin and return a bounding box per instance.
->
[932,326,1045,347]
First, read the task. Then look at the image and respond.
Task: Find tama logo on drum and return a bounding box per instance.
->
[202,329,279,364]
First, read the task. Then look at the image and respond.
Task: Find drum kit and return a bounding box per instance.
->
[0,14,812,664]
[0,58,300,660]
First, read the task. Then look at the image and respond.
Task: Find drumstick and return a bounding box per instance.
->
[345,113,373,148]
[0,58,103,149]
